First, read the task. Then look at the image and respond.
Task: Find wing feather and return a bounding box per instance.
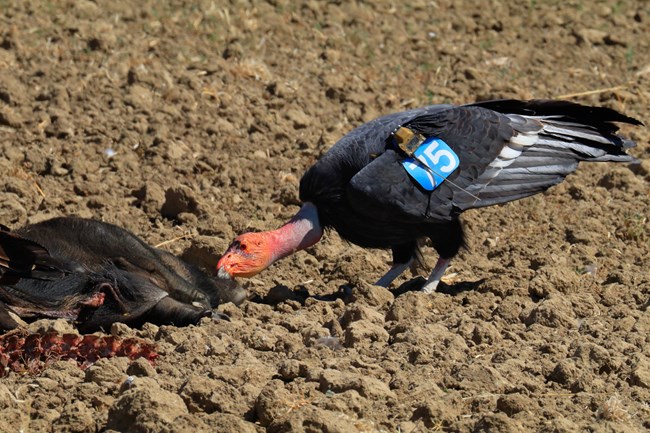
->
[305,99,638,233]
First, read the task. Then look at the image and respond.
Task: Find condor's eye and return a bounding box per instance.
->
[240,243,248,251]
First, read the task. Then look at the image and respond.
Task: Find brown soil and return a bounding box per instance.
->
[1,1,649,432]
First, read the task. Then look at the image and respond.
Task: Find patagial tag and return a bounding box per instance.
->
[401,137,460,191]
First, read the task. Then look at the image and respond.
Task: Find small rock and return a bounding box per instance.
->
[132,181,166,216]
[472,413,524,433]
[496,394,536,416]
[411,398,456,429]
[125,85,154,113]
[455,363,510,392]
[201,413,257,433]
[343,320,389,348]
[107,380,188,433]
[176,211,199,225]
[318,369,395,400]
[179,375,246,415]
[524,296,577,329]
[86,23,117,51]
[340,304,385,327]
[243,328,278,351]
[50,162,70,176]
[574,28,608,45]
[285,107,310,129]
[277,360,302,381]
[44,115,74,138]
[41,359,86,386]
[26,318,76,334]
[74,180,106,197]
[565,227,592,245]
[398,421,419,433]
[74,0,100,18]
[0,105,22,127]
[53,401,95,433]
[464,67,483,80]
[349,281,394,311]
[207,118,236,135]
[254,380,294,427]
[301,324,331,346]
[630,356,650,388]
[271,406,368,433]
[458,320,501,345]
[548,359,580,386]
[217,302,243,320]
[32,377,59,391]
[0,193,27,225]
[322,73,346,100]
[266,81,292,98]
[386,291,444,323]
[0,71,28,105]
[165,141,187,160]
[85,358,128,390]
[161,186,200,219]
[323,48,341,62]
[127,358,157,377]
[110,322,136,338]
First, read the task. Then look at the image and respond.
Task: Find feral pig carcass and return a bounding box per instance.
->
[0,217,246,332]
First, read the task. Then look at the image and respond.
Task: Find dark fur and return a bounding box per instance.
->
[1,217,245,332]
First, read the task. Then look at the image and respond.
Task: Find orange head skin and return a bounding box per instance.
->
[217,202,323,279]
[217,232,276,278]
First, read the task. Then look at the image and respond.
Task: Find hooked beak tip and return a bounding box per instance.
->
[217,266,232,280]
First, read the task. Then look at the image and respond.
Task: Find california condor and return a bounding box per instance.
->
[217,99,641,292]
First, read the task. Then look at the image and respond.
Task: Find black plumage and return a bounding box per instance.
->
[298,99,640,290]
[1,217,246,332]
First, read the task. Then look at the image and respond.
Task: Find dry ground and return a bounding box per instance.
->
[1,1,649,432]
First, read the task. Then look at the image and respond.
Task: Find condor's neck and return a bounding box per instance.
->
[268,202,323,262]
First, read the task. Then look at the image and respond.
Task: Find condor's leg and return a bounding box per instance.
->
[375,242,417,287]
[421,257,452,293]
[422,218,465,293]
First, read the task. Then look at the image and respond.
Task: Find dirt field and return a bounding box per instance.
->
[1,1,649,432]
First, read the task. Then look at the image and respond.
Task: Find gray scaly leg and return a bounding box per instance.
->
[375,257,414,287]
[421,257,451,293]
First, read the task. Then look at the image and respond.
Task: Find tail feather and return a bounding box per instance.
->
[470,99,643,128]
[542,123,619,145]
[453,99,639,211]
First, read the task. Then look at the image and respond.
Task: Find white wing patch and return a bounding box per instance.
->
[477,130,539,180]
[456,124,541,207]
[509,132,539,147]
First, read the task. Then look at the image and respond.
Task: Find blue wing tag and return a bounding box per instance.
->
[401,137,460,191]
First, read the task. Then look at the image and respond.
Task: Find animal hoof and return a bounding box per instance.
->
[211,311,231,322]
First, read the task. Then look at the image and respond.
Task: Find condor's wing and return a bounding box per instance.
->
[346,99,639,223]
